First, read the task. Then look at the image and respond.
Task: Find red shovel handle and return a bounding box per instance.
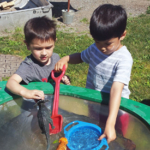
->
[51,65,66,116]
[51,65,66,83]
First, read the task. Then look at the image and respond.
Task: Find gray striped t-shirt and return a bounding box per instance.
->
[81,44,133,98]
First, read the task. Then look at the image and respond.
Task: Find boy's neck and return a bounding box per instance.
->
[40,58,51,66]
[31,55,51,66]
[117,44,123,51]
[46,58,51,65]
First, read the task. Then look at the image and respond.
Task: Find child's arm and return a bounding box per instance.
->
[55,53,83,71]
[98,81,124,143]
[6,74,45,100]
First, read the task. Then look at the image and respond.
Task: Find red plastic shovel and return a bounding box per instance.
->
[49,65,66,134]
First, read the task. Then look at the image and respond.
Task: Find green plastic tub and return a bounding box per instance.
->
[0,81,150,150]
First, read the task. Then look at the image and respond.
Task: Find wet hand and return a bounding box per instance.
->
[21,89,45,101]
[98,124,116,144]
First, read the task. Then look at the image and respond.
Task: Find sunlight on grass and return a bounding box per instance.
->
[1,14,150,102]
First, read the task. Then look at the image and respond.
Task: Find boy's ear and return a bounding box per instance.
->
[24,40,30,50]
[120,30,127,41]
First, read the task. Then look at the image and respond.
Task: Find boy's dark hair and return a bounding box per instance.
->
[90,4,127,41]
[24,16,56,45]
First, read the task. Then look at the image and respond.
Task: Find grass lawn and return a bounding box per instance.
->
[1,14,150,102]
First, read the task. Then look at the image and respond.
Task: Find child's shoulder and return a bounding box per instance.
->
[82,43,97,54]
[117,46,133,61]
[23,55,33,65]
[52,53,60,58]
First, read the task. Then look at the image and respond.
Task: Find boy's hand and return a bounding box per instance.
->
[55,53,82,72]
[20,89,45,101]
[98,124,116,143]
[6,74,45,102]
[55,56,69,72]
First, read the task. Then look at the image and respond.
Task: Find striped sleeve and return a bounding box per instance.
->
[81,46,91,64]
[113,58,133,85]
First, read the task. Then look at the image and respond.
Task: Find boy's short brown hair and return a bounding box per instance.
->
[24,16,56,45]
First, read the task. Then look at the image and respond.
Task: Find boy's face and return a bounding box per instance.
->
[26,38,55,65]
[95,31,126,55]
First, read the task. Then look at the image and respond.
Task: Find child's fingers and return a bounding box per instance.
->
[34,90,44,100]
[38,91,44,100]
[33,95,42,100]
[98,134,106,141]
[61,75,70,85]
[58,63,63,70]
[65,63,68,70]
[59,64,67,71]
[55,62,66,72]
[55,63,61,72]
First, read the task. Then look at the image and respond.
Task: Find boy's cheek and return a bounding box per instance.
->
[32,51,40,58]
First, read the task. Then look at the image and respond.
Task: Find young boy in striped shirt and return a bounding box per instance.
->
[55,4,133,143]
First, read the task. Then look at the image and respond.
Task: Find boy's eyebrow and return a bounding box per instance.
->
[45,45,53,48]
[33,45,53,48]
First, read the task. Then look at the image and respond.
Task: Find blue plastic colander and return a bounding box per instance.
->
[64,120,109,150]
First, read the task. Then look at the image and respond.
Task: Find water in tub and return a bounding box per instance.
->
[0,95,149,150]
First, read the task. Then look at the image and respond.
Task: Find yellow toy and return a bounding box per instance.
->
[56,137,68,150]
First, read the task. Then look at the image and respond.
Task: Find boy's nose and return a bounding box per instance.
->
[41,49,47,55]
[101,47,106,52]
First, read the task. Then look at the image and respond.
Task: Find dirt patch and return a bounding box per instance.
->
[51,0,150,33]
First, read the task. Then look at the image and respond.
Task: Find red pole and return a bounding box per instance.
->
[68,0,70,12]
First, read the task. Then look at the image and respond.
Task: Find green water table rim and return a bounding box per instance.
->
[0,81,150,128]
